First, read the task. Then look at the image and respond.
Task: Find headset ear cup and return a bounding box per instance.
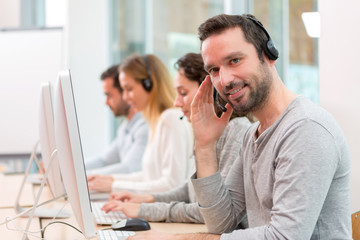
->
[246,16,279,61]
[142,55,153,92]
[142,78,152,92]
[263,39,279,60]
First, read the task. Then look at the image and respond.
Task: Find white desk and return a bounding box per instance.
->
[0,174,34,208]
[0,207,41,239]
[0,174,40,239]
[0,174,207,239]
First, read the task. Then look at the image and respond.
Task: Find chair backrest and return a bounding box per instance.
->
[352,211,360,240]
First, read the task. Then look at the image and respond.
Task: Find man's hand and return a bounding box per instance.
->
[191,76,233,178]
[101,200,140,218]
[87,175,114,192]
[109,191,154,203]
[191,76,232,147]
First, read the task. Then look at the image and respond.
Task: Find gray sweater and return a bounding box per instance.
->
[86,113,148,175]
[138,117,251,223]
[192,96,352,239]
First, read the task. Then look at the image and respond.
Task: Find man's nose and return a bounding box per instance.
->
[219,68,234,87]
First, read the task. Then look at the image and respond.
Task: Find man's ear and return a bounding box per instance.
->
[269,58,277,67]
[263,52,277,67]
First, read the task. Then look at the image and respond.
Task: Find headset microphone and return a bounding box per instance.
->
[214,88,227,112]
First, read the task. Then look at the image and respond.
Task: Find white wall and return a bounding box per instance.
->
[0,29,63,154]
[0,0,20,28]
[65,0,111,158]
[319,0,360,213]
[0,0,111,159]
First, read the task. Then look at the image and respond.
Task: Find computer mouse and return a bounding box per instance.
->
[111,218,151,231]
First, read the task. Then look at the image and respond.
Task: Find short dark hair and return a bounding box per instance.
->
[198,14,268,62]
[100,64,122,92]
[174,53,207,85]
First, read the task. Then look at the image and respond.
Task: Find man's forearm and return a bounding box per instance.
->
[174,233,221,240]
[195,142,218,178]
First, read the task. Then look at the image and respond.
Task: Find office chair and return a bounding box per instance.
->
[352,210,360,240]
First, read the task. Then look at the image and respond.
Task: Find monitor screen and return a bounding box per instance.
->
[38,82,65,198]
[54,70,96,238]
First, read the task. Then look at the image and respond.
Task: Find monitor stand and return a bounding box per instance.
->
[14,141,70,219]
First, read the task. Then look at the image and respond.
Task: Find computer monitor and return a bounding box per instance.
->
[14,82,69,219]
[53,70,96,238]
[38,82,65,198]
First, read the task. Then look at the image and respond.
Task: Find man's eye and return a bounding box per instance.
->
[231,58,240,64]
[209,68,219,74]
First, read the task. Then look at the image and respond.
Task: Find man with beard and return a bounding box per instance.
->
[86,65,149,175]
[127,14,351,240]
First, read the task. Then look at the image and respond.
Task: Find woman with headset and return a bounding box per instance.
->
[101,53,251,226]
[87,54,194,194]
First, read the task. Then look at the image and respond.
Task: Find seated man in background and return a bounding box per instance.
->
[86,65,149,175]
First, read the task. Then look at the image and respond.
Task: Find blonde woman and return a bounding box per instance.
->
[87,54,193,194]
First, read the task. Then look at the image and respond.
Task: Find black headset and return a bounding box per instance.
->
[141,55,153,92]
[215,16,278,112]
[246,16,279,60]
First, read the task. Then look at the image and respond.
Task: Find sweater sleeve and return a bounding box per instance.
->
[152,182,190,203]
[194,120,348,239]
[138,201,204,223]
[109,120,148,174]
[216,117,251,178]
[87,121,148,175]
[136,182,200,223]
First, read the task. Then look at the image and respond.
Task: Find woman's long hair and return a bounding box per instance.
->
[120,54,175,135]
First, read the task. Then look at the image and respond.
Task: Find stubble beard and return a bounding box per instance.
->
[114,104,130,117]
[228,64,272,116]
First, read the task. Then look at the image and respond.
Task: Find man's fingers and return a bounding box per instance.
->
[195,76,212,103]
[191,76,215,122]
[204,76,214,104]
